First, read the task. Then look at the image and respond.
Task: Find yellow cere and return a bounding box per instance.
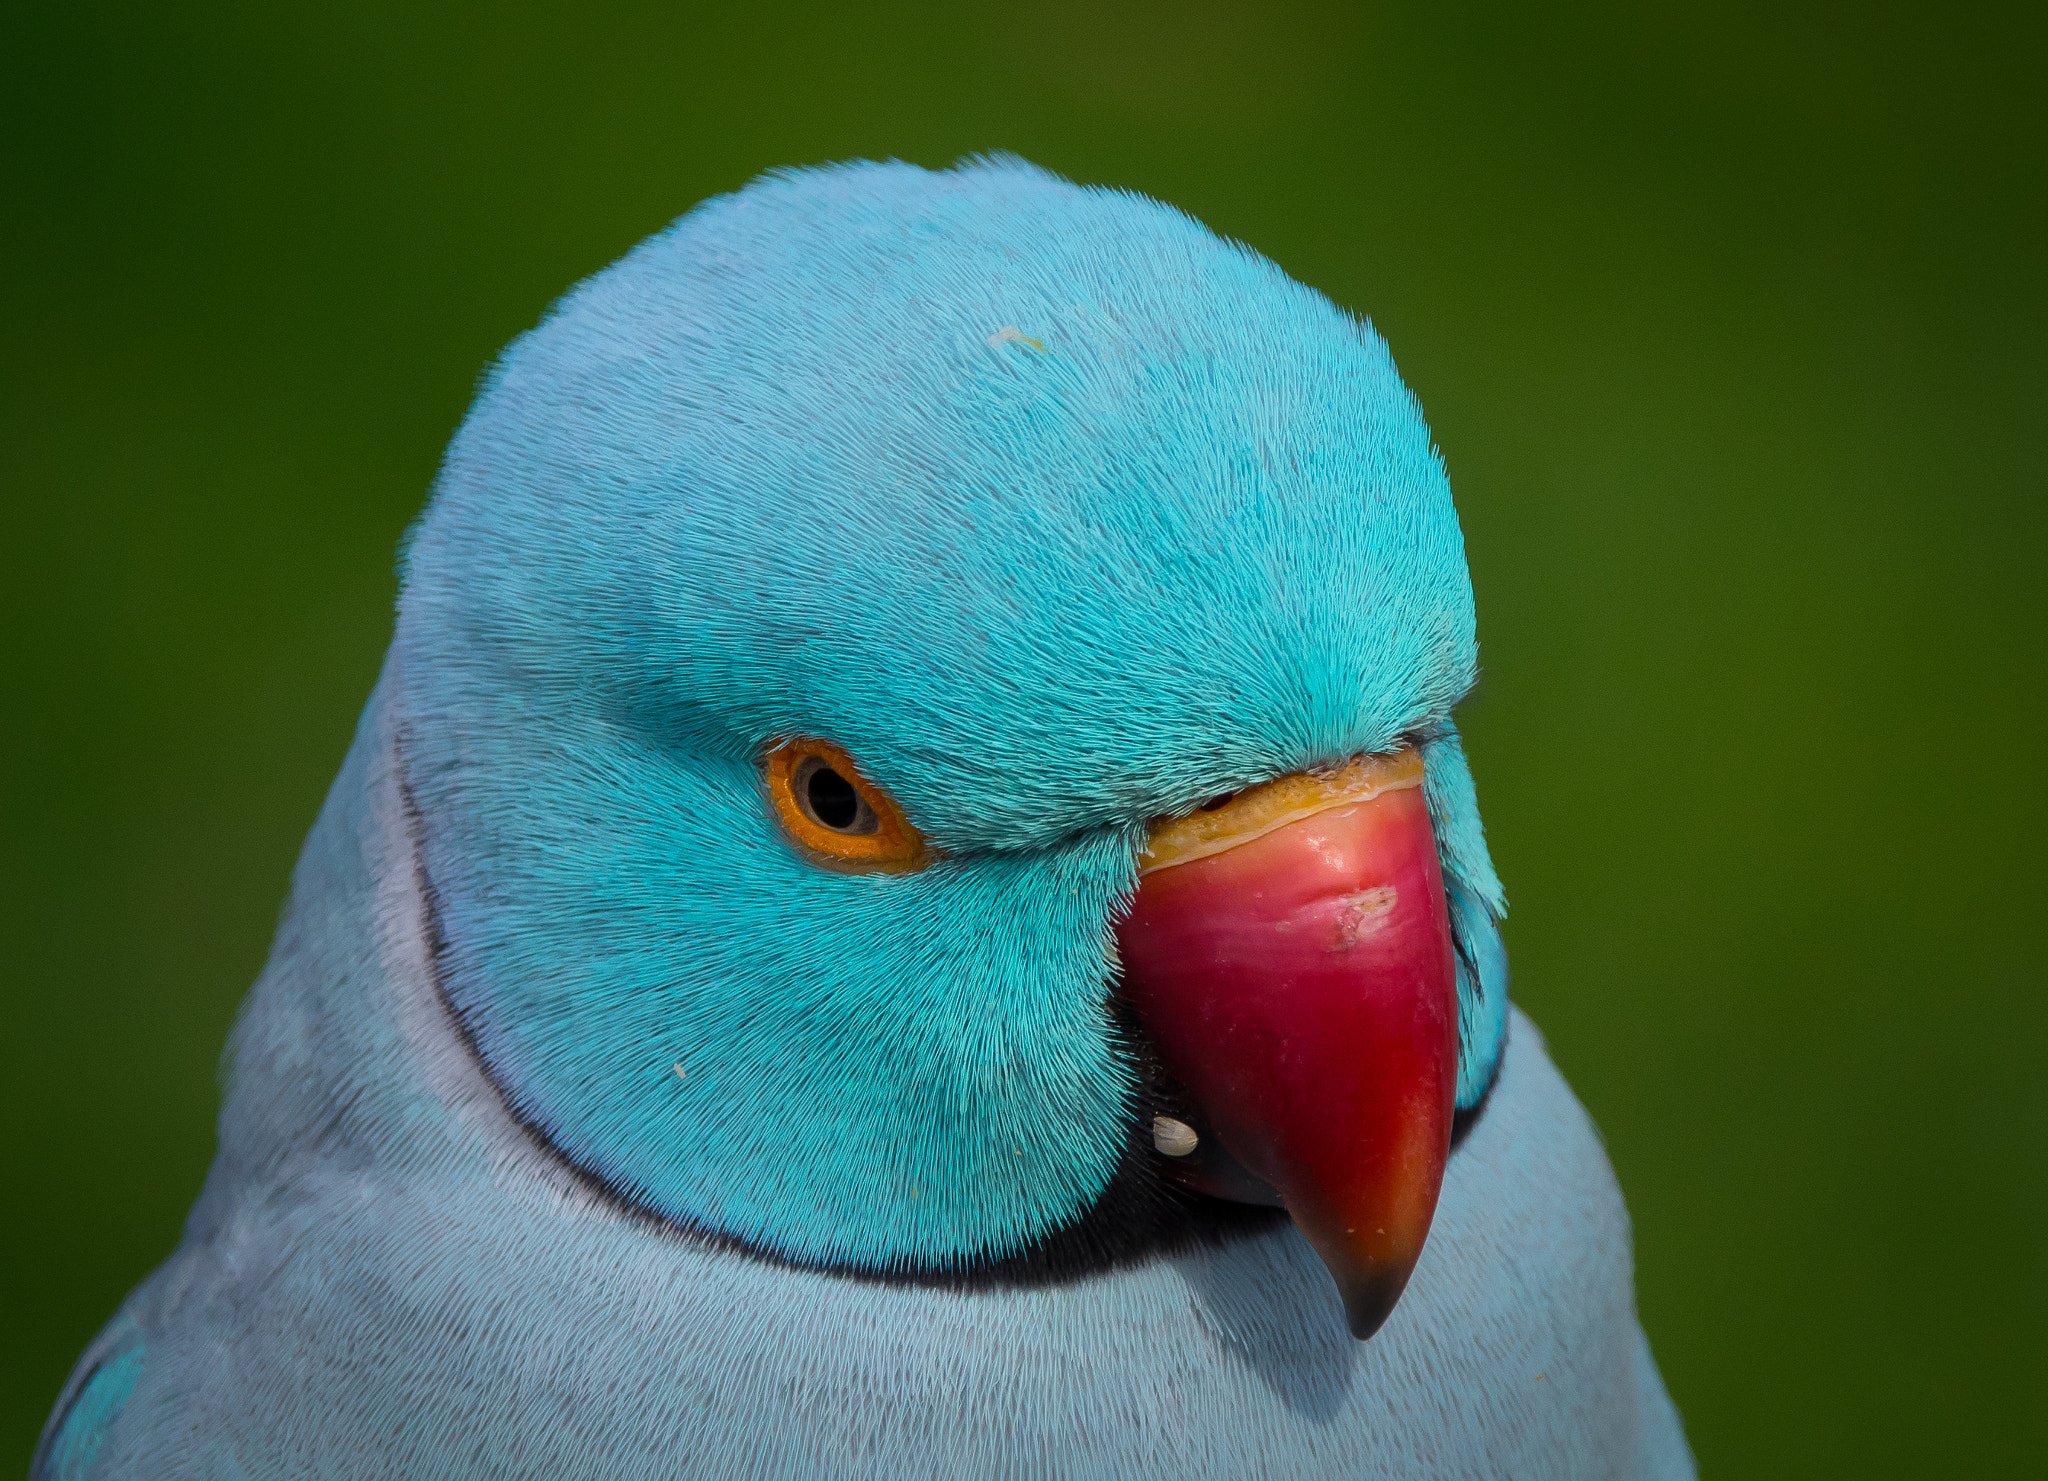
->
[1137,748,1426,876]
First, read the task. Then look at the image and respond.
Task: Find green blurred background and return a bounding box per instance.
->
[4,2,2042,1473]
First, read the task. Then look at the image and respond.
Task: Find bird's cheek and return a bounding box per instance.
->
[1115,752,1459,1341]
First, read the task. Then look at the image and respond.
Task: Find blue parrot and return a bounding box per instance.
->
[38,157,1693,1480]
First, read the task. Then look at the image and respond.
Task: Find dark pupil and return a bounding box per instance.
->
[806,767,862,830]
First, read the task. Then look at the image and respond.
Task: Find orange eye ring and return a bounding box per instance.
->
[764,737,929,874]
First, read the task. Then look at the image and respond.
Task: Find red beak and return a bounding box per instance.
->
[1114,750,1459,1339]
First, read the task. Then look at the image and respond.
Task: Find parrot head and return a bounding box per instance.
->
[394,156,1509,1339]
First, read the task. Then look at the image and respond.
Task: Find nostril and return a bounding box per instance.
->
[1198,792,1237,812]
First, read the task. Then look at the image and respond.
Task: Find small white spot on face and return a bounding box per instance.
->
[987,324,1046,351]
[673,1062,687,1081]
[1329,886,1399,950]
[1152,1116,1200,1157]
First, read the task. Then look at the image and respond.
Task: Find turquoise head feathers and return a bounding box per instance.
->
[392,156,1509,1277]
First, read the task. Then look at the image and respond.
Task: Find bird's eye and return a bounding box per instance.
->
[793,757,877,834]
[764,738,928,873]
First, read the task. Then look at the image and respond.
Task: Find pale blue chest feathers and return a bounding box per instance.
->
[393,157,1509,1275]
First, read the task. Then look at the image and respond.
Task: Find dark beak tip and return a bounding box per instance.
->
[1337,1267,1414,1342]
